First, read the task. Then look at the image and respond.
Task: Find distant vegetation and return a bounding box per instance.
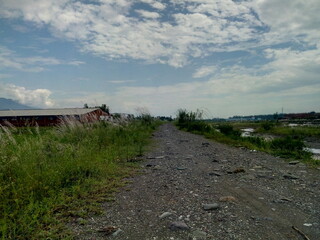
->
[0,115,159,239]
[176,109,317,165]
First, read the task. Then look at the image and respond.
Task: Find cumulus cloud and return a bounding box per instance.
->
[254,0,320,45]
[140,0,166,10]
[0,0,318,68]
[0,0,265,67]
[0,83,55,108]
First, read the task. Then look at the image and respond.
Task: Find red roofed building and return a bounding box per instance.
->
[0,108,109,127]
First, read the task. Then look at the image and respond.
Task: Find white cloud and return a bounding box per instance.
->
[0,83,55,108]
[254,0,320,46]
[1,0,319,68]
[0,0,264,67]
[140,0,166,10]
[193,65,216,78]
[58,57,320,116]
[67,60,85,66]
[61,45,320,116]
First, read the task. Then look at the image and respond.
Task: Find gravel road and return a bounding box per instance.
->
[72,123,320,240]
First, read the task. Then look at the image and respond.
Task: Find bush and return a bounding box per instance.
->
[217,124,241,138]
[261,121,274,131]
[270,136,305,151]
[176,109,209,133]
[270,136,311,159]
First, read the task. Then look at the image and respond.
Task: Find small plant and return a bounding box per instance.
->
[217,124,241,138]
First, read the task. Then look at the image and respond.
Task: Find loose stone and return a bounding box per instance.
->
[283,174,299,180]
[208,172,222,176]
[112,229,123,237]
[169,221,190,231]
[177,167,187,170]
[203,203,219,210]
[159,212,172,219]
[289,161,300,165]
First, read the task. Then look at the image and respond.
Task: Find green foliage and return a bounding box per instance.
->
[0,119,158,239]
[217,124,241,138]
[260,121,275,131]
[270,136,304,151]
[269,136,311,159]
[244,136,268,149]
[176,109,208,132]
[270,126,320,138]
[175,109,317,166]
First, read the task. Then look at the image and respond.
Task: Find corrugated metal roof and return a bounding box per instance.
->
[0,108,101,117]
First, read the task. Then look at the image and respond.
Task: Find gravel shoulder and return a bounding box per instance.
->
[71,123,320,240]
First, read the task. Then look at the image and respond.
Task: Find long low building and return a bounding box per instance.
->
[0,108,109,127]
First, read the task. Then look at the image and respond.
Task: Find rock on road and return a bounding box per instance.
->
[72,124,320,240]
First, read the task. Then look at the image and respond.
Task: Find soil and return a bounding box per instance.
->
[71,123,320,240]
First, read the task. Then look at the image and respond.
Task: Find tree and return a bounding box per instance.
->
[96,104,109,114]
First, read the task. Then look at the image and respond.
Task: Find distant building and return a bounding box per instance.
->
[0,108,109,127]
[281,112,320,120]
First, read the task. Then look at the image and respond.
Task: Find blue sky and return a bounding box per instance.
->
[0,0,319,117]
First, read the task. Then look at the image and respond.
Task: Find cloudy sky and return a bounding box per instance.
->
[0,0,319,117]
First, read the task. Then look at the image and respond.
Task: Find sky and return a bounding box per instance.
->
[0,0,319,118]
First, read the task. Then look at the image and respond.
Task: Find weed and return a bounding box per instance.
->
[175,109,317,166]
[0,118,159,239]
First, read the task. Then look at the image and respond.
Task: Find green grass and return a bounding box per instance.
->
[175,110,317,166]
[258,125,320,138]
[0,118,159,239]
[219,121,320,138]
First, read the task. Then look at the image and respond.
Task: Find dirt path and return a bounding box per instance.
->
[72,124,320,240]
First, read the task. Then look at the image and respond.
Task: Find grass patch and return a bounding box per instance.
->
[0,118,160,239]
[175,110,317,166]
[258,125,320,138]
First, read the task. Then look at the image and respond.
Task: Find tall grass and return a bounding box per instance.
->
[0,118,159,239]
[175,109,315,165]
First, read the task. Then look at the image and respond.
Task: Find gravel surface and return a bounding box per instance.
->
[71,124,320,240]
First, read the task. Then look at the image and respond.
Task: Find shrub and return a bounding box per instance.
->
[176,109,207,132]
[217,124,241,138]
[270,136,311,159]
[261,121,275,131]
[270,136,305,151]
